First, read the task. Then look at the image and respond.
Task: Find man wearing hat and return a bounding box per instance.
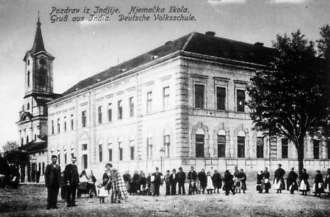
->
[45,155,61,209]
[64,156,79,207]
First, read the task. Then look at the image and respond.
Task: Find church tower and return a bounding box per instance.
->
[17,17,60,182]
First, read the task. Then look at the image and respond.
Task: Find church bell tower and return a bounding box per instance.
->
[23,16,54,96]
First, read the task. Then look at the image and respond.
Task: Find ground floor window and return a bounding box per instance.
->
[237,136,245,158]
[313,140,320,159]
[256,137,264,158]
[119,147,123,161]
[108,148,112,162]
[196,134,205,157]
[130,146,134,160]
[217,135,226,158]
[281,138,288,159]
[82,154,88,169]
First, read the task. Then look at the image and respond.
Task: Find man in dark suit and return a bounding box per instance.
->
[177,167,186,195]
[64,156,79,207]
[152,167,163,196]
[45,155,61,209]
[169,169,178,195]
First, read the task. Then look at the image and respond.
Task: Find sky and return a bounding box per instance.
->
[0,0,329,150]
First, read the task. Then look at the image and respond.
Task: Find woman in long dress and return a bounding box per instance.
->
[299,168,309,195]
[206,171,214,194]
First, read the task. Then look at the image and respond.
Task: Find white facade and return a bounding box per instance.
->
[48,53,330,179]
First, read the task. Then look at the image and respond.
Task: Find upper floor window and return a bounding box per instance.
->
[98,106,102,124]
[237,136,245,158]
[70,114,74,130]
[216,87,226,110]
[281,138,288,159]
[119,143,123,161]
[81,111,87,127]
[129,97,134,117]
[27,71,30,87]
[27,103,30,110]
[237,89,245,112]
[146,91,152,113]
[163,86,170,110]
[57,118,60,133]
[256,137,264,158]
[118,100,123,120]
[194,84,204,109]
[64,119,67,132]
[108,103,112,122]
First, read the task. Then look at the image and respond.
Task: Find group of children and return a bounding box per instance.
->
[256,164,330,197]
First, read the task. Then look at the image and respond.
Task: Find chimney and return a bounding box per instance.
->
[205,31,216,37]
[254,42,264,47]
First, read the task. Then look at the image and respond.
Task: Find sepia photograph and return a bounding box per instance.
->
[0,0,329,216]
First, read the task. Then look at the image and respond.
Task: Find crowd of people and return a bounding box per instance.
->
[25,155,330,209]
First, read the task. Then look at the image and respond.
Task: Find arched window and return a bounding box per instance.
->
[237,131,245,158]
[27,71,30,87]
[195,128,205,157]
[217,130,226,158]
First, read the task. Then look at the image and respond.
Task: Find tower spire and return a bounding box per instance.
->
[31,11,45,53]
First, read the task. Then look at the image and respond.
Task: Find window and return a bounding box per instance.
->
[42,162,45,174]
[146,91,152,113]
[81,111,87,127]
[27,103,30,110]
[147,137,153,159]
[98,106,102,124]
[164,135,170,157]
[108,103,112,122]
[57,118,60,133]
[27,71,30,87]
[51,120,54,135]
[237,136,245,158]
[118,100,123,120]
[26,135,29,144]
[119,145,123,161]
[82,144,87,151]
[129,97,134,117]
[21,138,23,146]
[327,141,330,160]
[237,89,245,112]
[256,137,264,158]
[57,152,61,165]
[130,146,135,160]
[194,84,204,109]
[163,86,170,110]
[217,135,226,157]
[108,148,112,161]
[64,153,67,164]
[216,87,226,110]
[99,144,103,162]
[196,134,205,157]
[64,117,67,132]
[82,154,88,169]
[281,138,288,159]
[70,115,74,130]
[313,140,320,159]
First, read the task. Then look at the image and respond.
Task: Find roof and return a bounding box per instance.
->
[63,32,276,95]
[23,18,54,61]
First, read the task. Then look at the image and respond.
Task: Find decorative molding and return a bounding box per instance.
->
[190,73,208,80]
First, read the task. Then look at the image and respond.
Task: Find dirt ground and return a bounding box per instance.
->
[0,182,330,217]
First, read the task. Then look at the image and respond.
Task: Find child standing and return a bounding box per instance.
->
[206,171,214,194]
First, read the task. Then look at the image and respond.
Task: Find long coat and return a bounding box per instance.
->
[212,172,222,189]
[64,164,79,186]
[287,171,298,190]
[45,164,61,188]
[198,172,207,188]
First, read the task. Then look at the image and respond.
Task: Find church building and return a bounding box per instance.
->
[18,20,330,181]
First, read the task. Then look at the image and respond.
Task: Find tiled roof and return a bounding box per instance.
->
[63,32,276,95]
